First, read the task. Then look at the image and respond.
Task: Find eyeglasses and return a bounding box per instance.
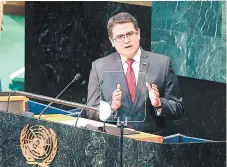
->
[113,31,138,43]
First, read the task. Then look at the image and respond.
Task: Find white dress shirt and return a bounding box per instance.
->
[120,48,141,85]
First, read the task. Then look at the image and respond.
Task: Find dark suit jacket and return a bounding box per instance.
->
[86,48,184,136]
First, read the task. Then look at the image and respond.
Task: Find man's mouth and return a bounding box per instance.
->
[125,45,132,49]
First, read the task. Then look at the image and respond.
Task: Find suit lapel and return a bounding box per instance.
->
[112,53,133,106]
[132,49,150,112]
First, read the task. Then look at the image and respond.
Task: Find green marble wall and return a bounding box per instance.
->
[151,1,226,83]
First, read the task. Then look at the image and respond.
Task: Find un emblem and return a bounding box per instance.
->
[20,124,58,167]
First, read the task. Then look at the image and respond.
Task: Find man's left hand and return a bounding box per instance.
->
[146,82,162,108]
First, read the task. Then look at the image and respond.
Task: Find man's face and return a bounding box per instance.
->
[109,22,140,59]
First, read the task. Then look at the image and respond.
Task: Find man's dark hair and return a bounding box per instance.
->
[107,12,139,37]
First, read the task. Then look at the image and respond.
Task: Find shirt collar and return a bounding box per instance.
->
[120,48,141,65]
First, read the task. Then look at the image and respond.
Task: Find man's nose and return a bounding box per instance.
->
[123,35,130,43]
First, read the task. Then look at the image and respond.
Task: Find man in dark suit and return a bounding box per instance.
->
[86,12,184,136]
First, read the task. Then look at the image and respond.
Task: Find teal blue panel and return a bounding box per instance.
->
[0,15,25,91]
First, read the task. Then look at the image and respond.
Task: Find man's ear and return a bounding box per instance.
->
[109,37,115,47]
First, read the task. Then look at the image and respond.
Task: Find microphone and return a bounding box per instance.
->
[38,73,81,119]
[75,80,103,127]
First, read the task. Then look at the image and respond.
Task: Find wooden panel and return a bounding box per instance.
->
[36,114,163,143]
[125,132,163,143]
[0,96,28,102]
[0,95,28,113]
[4,1,25,6]
[3,1,25,16]
[115,1,152,7]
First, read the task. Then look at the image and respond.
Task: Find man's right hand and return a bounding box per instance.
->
[111,84,122,111]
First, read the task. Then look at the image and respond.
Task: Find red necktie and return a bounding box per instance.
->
[126,59,136,103]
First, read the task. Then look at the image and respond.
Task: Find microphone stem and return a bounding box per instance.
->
[6,91,14,113]
[56,78,76,99]
[75,109,84,126]
[38,78,76,119]
[75,84,100,127]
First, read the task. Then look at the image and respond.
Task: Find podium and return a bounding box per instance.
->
[0,91,225,167]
